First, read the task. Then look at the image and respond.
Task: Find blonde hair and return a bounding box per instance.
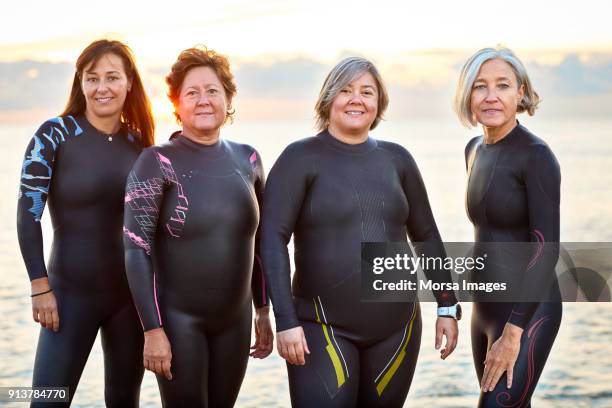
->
[453,46,540,128]
[315,57,389,131]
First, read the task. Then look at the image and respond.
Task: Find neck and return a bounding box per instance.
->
[327,123,369,145]
[483,119,517,144]
[85,110,122,134]
[181,127,220,146]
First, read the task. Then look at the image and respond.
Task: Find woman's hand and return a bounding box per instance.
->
[250,306,274,358]
[276,326,310,365]
[31,277,59,332]
[143,328,173,380]
[481,323,523,392]
[435,317,458,360]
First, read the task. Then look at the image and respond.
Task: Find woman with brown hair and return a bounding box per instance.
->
[123,46,273,407]
[16,39,154,406]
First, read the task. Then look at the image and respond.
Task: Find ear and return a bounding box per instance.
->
[517,83,525,104]
[127,76,133,92]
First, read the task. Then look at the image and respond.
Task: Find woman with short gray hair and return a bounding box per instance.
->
[456,46,562,407]
[262,57,460,407]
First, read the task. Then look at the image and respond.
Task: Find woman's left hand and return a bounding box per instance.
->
[250,306,274,358]
[435,317,458,359]
[481,323,523,392]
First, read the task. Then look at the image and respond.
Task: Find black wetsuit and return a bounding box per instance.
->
[16,116,144,407]
[465,122,562,407]
[123,133,268,408]
[262,131,456,407]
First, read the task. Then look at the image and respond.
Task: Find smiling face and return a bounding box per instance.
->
[328,71,379,137]
[81,53,131,124]
[470,58,524,133]
[176,65,229,141]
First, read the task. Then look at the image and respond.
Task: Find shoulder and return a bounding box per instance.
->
[274,136,322,164]
[375,139,419,170]
[465,135,481,159]
[517,126,558,164]
[34,116,84,143]
[224,139,261,162]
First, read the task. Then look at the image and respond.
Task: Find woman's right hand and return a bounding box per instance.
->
[276,326,310,365]
[143,328,173,380]
[31,277,59,332]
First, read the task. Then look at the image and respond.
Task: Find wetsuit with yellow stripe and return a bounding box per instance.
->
[262,131,456,407]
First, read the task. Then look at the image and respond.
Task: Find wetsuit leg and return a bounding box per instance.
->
[207,304,252,408]
[31,291,100,407]
[100,299,144,408]
[473,302,562,408]
[287,320,360,408]
[156,308,208,407]
[358,303,422,408]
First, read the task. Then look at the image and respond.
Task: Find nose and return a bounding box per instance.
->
[196,93,211,106]
[484,87,499,103]
[348,90,363,105]
[96,79,110,94]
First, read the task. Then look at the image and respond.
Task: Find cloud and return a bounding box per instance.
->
[2,51,612,122]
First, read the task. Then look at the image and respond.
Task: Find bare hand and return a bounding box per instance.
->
[144,328,173,380]
[276,326,310,365]
[481,323,522,392]
[250,306,274,358]
[31,277,59,332]
[435,317,458,360]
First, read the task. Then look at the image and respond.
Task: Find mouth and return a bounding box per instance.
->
[345,111,364,116]
[482,109,502,114]
[95,97,114,103]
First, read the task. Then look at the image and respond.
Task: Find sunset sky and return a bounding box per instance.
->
[1,0,611,123]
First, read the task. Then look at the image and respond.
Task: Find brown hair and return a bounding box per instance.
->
[166,46,237,124]
[61,39,155,147]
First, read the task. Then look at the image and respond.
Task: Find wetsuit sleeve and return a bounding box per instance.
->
[123,148,166,331]
[251,149,269,308]
[401,150,458,307]
[507,145,561,328]
[261,146,312,332]
[16,122,58,281]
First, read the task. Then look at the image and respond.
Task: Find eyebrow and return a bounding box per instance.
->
[85,70,120,75]
[474,77,512,82]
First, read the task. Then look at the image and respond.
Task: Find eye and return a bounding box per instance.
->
[340,88,351,94]
[498,83,510,89]
[186,90,197,97]
[363,90,374,96]
[108,76,119,81]
[207,88,218,95]
[86,77,98,83]
[473,84,486,90]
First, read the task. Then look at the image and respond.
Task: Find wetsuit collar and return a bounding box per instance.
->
[172,131,227,158]
[319,129,377,155]
[77,115,128,139]
[481,120,525,148]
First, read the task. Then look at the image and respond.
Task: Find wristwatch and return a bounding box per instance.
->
[437,303,462,320]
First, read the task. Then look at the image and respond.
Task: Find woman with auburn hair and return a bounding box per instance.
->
[262,57,460,407]
[17,39,154,406]
[455,46,562,407]
[123,46,273,407]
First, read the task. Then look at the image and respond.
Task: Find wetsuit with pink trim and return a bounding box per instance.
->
[17,115,144,407]
[465,122,562,407]
[262,130,457,407]
[123,132,268,407]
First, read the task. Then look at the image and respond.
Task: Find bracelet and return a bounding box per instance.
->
[31,288,53,297]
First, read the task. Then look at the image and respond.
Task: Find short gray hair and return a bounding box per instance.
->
[315,57,389,131]
[453,46,540,128]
